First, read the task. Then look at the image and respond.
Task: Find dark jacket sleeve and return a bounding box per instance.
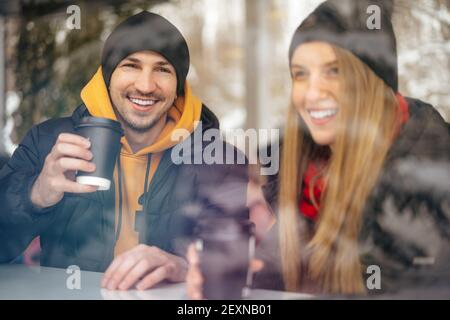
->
[0,125,57,262]
[360,101,450,294]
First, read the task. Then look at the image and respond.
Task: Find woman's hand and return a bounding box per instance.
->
[186,243,204,300]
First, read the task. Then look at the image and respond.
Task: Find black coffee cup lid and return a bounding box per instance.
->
[76,116,123,135]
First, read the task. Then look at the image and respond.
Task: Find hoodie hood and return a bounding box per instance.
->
[80,66,202,155]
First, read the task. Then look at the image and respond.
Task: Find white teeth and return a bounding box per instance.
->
[129,97,157,106]
[308,109,338,120]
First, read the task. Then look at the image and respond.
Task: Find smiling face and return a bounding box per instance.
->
[109,50,177,133]
[290,42,341,146]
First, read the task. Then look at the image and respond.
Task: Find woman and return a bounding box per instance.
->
[187,0,450,298]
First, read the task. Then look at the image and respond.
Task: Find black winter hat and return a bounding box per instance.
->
[289,0,398,92]
[101,11,190,96]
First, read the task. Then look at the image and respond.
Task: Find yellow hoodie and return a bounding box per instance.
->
[80,67,202,256]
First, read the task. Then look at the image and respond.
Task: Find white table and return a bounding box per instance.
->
[0,264,313,300]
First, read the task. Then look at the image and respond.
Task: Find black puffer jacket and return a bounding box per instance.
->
[0,104,248,272]
[255,98,450,295]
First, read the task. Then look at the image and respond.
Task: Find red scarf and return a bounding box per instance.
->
[396,93,410,131]
[299,160,326,220]
[298,94,410,221]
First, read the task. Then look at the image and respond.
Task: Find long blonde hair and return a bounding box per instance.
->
[278,46,401,294]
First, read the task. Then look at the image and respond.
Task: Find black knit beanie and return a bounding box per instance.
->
[289,0,398,92]
[101,11,190,96]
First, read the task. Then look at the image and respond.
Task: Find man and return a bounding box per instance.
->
[0,153,8,170]
[0,12,247,291]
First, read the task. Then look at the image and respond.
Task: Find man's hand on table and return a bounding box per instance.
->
[101,244,188,291]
